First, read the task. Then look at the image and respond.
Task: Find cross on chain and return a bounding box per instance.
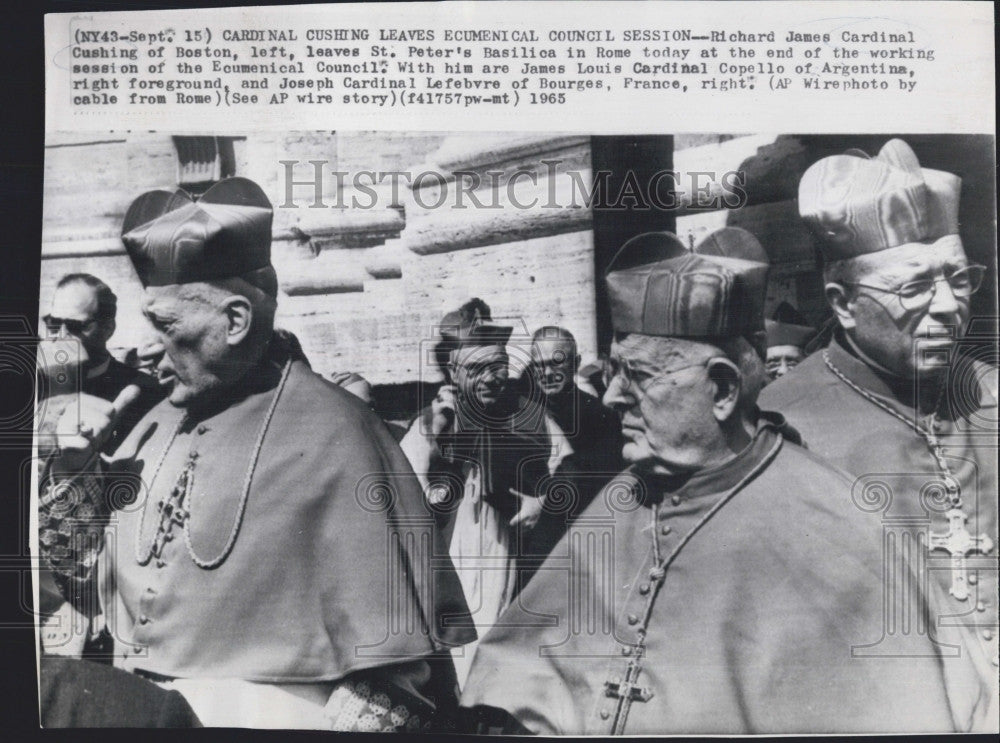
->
[604,644,654,734]
[149,475,191,567]
[930,508,994,601]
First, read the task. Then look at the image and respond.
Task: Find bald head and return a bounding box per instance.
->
[531,326,579,399]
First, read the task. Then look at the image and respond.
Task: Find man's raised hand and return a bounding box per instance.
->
[50,385,141,473]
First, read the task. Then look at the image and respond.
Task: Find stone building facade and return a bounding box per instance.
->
[41,132,994,417]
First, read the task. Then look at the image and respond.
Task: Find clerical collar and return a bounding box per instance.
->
[85,356,111,380]
[634,417,780,506]
[842,331,900,379]
[453,387,533,433]
[830,331,945,417]
[182,357,287,424]
[542,386,580,426]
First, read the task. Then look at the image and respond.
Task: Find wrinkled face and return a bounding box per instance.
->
[530,338,578,398]
[602,334,718,475]
[765,344,804,380]
[48,283,110,362]
[840,238,972,380]
[140,285,231,407]
[451,344,509,413]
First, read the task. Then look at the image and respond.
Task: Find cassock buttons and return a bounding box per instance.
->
[197,425,209,435]
[621,646,632,656]
[627,614,639,625]
[984,630,993,641]
[661,525,672,535]
[638,583,650,595]
[138,614,150,624]
[968,573,978,586]
[599,709,610,720]
[670,495,682,506]
[977,601,986,612]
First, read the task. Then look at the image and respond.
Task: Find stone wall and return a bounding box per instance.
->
[43,132,989,398]
[40,131,597,391]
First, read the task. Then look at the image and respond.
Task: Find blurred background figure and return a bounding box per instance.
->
[519,327,622,588]
[43,273,164,453]
[433,297,493,385]
[764,302,816,380]
[400,305,564,687]
[39,274,165,656]
[575,354,609,400]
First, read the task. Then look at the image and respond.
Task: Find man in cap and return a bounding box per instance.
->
[400,307,566,687]
[460,227,979,734]
[764,302,816,380]
[759,139,997,726]
[37,178,474,730]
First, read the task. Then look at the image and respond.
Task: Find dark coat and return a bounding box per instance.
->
[40,657,200,727]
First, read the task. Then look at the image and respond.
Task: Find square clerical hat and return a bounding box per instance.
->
[121,177,274,288]
[605,228,769,338]
[798,138,960,261]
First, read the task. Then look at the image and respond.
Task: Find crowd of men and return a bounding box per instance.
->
[35,139,997,732]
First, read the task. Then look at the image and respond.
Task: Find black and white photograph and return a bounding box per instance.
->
[32,130,998,732]
[6,0,996,736]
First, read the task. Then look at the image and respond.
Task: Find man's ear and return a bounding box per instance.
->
[221,295,253,345]
[825,282,856,330]
[707,357,741,423]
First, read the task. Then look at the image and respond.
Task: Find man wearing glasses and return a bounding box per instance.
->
[461,228,977,734]
[760,139,997,721]
[42,273,164,455]
[39,274,165,659]
[401,317,565,688]
[763,303,816,381]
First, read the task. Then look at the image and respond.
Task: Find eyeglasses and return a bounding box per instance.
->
[42,314,97,337]
[457,359,508,378]
[603,356,707,394]
[850,264,986,310]
[765,356,801,379]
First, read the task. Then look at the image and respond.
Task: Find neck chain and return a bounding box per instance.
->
[134,359,292,569]
[822,350,960,506]
[606,434,782,735]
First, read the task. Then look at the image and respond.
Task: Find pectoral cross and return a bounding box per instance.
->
[148,465,192,567]
[604,645,654,734]
[930,509,994,601]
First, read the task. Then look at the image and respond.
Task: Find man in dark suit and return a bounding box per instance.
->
[518,326,622,587]
[40,657,201,727]
[39,274,165,657]
[43,273,164,454]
